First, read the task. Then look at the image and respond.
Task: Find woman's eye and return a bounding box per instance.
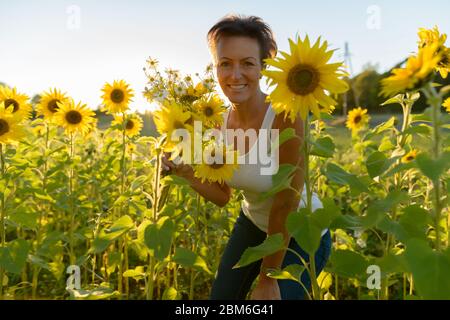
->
[244,61,255,66]
[220,62,230,67]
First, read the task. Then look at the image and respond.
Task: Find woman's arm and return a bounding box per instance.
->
[162,154,232,207]
[251,112,304,300]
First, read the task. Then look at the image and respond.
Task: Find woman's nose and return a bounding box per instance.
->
[231,65,243,80]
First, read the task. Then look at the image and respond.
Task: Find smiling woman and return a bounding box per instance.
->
[207,16,276,107]
[160,14,332,300]
[206,14,332,301]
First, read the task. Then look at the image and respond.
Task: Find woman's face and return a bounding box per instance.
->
[214,36,262,105]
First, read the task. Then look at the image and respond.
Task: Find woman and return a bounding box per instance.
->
[162,14,331,300]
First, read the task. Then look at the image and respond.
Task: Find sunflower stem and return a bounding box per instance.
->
[69,133,76,265]
[429,85,443,251]
[398,100,412,147]
[32,124,50,299]
[147,147,162,300]
[0,144,6,299]
[118,112,128,298]
[382,98,413,300]
[146,255,156,300]
[303,115,312,214]
[153,148,162,223]
[422,84,443,251]
[303,114,321,300]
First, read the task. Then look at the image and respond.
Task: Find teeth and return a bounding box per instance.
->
[230,85,246,89]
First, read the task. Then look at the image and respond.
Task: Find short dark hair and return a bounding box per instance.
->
[207,14,277,68]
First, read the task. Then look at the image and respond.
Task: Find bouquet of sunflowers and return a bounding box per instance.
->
[143,58,239,184]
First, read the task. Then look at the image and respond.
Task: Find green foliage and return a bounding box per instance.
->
[0,239,30,274]
[404,239,450,299]
[324,163,369,195]
[91,215,134,254]
[144,216,175,260]
[329,249,369,280]
[233,234,285,269]
[173,247,211,274]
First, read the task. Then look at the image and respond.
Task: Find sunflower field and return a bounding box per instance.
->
[0,26,449,301]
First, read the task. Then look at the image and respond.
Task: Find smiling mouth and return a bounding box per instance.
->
[228,84,247,90]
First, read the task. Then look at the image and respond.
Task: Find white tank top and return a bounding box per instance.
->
[221,104,328,236]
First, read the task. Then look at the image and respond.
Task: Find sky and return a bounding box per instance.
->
[1,0,449,113]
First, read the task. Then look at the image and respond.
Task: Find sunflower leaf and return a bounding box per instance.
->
[310,136,335,158]
[258,164,296,201]
[173,248,211,274]
[267,264,305,282]
[324,163,369,195]
[233,234,285,269]
[365,151,396,179]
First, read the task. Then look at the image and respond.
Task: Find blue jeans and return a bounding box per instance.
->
[210,210,332,300]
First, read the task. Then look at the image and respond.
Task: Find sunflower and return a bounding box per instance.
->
[438,50,450,79]
[418,26,450,79]
[84,117,98,138]
[418,26,446,47]
[443,97,450,113]
[192,94,225,127]
[152,102,193,151]
[0,102,26,144]
[346,107,369,132]
[146,57,159,69]
[401,149,418,163]
[381,43,442,97]
[127,143,137,154]
[112,113,143,137]
[36,88,70,122]
[179,83,204,105]
[262,35,348,121]
[318,103,335,115]
[0,86,32,120]
[194,82,208,96]
[32,124,46,136]
[101,80,134,114]
[54,99,96,135]
[193,142,239,184]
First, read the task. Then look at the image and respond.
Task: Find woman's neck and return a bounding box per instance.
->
[231,91,267,126]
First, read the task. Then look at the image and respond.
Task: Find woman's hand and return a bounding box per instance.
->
[161,152,194,181]
[250,276,281,300]
[161,152,230,207]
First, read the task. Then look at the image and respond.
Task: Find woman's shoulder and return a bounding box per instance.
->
[272,110,303,134]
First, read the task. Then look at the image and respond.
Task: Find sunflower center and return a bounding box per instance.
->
[47,99,60,113]
[353,115,361,124]
[0,119,9,136]
[287,64,320,95]
[204,106,214,117]
[4,99,19,113]
[110,89,125,103]
[126,119,134,130]
[65,110,82,124]
[439,54,449,66]
[406,155,414,161]
[180,94,198,104]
